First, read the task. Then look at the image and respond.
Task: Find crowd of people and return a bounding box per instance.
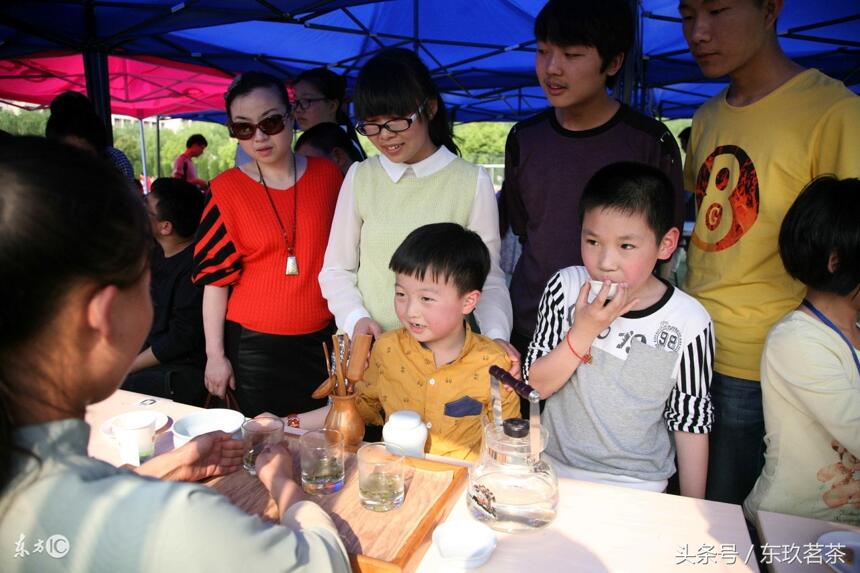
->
[1,0,858,571]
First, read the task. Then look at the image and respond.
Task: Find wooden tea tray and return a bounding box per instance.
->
[207,436,468,573]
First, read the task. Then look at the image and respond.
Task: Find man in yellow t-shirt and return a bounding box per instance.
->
[678,0,860,504]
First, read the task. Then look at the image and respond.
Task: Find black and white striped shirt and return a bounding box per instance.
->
[526,267,715,435]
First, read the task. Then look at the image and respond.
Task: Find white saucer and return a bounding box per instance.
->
[432,520,496,569]
[101,411,170,439]
[817,531,860,573]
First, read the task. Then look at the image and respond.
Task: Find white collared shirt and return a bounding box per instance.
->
[318,146,512,341]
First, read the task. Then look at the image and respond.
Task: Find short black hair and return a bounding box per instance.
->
[779,176,860,296]
[579,161,676,241]
[186,134,207,148]
[149,177,205,239]
[534,0,634,89]
[295,122,363,163]
[389,223,490,295]
[225,71,291,119]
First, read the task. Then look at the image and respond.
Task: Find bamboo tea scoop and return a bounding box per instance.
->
[311,375,335,399]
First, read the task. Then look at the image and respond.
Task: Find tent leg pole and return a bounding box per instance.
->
[139,119,149,193]
[156,115,162,178]
[83,50,113,146]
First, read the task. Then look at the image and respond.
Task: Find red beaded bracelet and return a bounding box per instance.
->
[566,332,593,365]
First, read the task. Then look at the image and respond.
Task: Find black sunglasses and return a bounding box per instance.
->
[228,112,290,140]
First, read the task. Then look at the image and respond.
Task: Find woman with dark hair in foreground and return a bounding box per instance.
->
[0,137,349,572]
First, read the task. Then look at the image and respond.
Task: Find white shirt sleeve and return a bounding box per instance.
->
[468,167,513,341]
[318,163,371,337]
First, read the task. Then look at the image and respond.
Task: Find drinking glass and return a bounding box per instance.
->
[242,416,284,475]
[358,442,405,512]
[300,429,345,495]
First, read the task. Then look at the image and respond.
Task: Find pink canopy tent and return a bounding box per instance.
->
[0,53,232,118]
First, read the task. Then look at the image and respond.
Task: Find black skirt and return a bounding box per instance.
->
[224,320,334,417]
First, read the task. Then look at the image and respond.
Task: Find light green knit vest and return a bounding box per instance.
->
[354,156,478,332]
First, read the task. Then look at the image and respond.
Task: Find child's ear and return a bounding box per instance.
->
[827,250,839,274]
[461,289,482,315]
[657,227,680,261]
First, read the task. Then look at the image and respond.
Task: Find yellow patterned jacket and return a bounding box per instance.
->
[355,326,520,461]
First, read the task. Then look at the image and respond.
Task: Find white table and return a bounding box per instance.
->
[88,390,757,572]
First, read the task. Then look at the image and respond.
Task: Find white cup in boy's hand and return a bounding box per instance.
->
[571,281,639,341]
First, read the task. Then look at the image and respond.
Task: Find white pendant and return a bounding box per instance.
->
[285,255,299,276]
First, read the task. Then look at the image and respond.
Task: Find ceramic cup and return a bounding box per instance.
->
[112,411,157,466]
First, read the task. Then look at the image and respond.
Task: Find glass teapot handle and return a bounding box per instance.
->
[488,366,542,457]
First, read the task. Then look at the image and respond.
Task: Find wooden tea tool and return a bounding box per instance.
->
[345,334,373,393]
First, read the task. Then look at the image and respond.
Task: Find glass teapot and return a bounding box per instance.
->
[467,366,558,532]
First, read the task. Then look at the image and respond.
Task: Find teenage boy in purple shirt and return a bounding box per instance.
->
[502,0,684,367]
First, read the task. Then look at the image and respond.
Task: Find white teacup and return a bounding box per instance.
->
[589,280,619,300]
[112,411,157,466]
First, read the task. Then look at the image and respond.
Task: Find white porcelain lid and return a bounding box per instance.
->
[386,410,422,430]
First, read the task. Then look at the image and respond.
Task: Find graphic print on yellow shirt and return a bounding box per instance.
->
[691,145,759,253]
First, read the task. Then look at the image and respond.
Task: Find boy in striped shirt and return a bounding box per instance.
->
[525,161,713,497]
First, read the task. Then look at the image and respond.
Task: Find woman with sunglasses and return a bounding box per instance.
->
[0,137,350,572]
[193,72,343,417]
[292,67,366,160]
[318,48,517,364]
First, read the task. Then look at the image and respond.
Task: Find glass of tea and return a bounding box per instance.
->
[300,429,345,495]
[357,442,405,512]
[242,416,284,475]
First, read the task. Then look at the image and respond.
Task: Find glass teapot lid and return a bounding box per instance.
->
[487,366,545,459]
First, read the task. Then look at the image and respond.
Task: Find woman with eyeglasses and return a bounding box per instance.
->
[318,48,517,364]
[0,137,350,572]
[292,67,366,160]
[193,72,343,417]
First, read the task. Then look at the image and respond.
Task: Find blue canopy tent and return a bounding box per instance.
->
[1,0,858,122]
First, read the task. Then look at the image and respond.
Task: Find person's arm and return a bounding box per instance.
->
[657,126,685,231]
[527,274,638,398]
[171,156,184,179]
[202,285,234,398]
[664,319,715,497]
[675,431,708,498]
[192,192,241,399]
[318,163,378,339]
[129,347,160,373]
[468,167,513,343]
[500,125,527,239]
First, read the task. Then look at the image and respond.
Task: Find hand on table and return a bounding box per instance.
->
[205,354,235,398]
[136,431,243,482]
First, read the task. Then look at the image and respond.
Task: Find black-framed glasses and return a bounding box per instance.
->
[355,99,427,137]
[227,112,290,140]
[294,97,329,112]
